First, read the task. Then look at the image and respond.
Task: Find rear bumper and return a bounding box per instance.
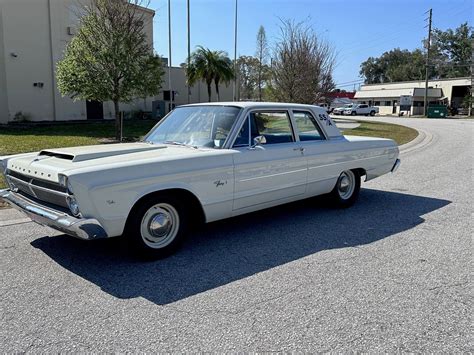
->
[0,189,107,240]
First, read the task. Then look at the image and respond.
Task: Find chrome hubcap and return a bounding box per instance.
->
[337,171,355,200]
[148,213,172,238]
[140,203,179,249]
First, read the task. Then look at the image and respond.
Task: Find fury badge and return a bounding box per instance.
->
[214,180,227,188]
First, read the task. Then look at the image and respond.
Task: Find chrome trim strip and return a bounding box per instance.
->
[0,189,107,240]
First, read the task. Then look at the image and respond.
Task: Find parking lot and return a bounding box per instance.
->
[0,117,472,352]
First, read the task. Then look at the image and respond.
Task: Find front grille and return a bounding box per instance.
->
[6,170,68,208]
[8,170,67,193]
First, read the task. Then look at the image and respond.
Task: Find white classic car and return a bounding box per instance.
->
[0,102,400,258]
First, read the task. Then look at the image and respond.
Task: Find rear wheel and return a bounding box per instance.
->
[124,193,189,259]
[329,170,361,208]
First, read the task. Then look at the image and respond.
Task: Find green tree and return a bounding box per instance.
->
[360,48,427,83]
[431,22,473,78]
[186,46,234,102]
[56,0,163,140]
[360,23,473,84]
[255,26,270,101]
[236,55,260,100]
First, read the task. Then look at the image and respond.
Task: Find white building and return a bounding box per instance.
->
[354,77,471,115]
[0,0,232,124]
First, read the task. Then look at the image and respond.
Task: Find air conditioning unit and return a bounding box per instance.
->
[67,26,76,35]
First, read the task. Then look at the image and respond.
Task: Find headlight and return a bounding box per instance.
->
[66,195,81,217]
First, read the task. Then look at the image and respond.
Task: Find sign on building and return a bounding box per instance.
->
[400,95,412,111]
[400,95,412,106]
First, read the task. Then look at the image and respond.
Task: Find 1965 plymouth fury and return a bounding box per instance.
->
[0,102,400,258]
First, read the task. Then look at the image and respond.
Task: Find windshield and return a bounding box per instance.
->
[145,106,241,149]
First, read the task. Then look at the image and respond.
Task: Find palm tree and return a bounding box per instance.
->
[186,46,234,102]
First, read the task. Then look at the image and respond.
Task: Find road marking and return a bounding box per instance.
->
[0,218,31,227]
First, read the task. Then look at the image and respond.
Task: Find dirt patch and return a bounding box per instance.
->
[0,200,10,209]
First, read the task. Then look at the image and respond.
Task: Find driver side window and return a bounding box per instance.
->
[233,111,294,147]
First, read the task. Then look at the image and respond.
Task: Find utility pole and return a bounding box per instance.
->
[232,0,238,101]
[168,0,173,112]
[187,0,191,104]
[470,38,473,117]
[423,8,432,117]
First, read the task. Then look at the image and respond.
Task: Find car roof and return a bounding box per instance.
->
[180,101,324,110]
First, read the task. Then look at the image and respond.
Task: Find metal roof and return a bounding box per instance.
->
[355,87,442,99]
[355,88,414,99]
[182,101,323,109]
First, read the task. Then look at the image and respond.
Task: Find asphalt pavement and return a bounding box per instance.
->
[0,117,472,352]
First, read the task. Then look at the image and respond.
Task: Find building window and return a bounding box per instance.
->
[163,90,176,101]
[374,101,381,106]
[383,101,392,106]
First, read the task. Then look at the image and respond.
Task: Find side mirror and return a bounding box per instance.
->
[251,135,266,148]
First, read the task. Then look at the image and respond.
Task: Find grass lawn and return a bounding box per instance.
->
[341,121,418,145]
[0,120,157,191]
[0,120,157,156]
[0,119,417,192]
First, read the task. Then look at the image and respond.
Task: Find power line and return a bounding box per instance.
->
[335,79,364,86]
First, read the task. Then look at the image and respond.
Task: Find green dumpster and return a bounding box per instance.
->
[427,105,448,118]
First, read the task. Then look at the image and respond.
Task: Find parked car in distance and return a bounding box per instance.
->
[344,104,379,116]
[0,102,400,259]
[332,103,354,115]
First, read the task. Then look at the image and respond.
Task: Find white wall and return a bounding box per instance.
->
[0,0,157,123]
[1,0,56,122]
[0,5,9,124]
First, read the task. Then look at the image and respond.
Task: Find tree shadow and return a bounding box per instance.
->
[31,188,450,305]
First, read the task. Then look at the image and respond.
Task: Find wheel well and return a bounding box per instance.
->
[128,188,206,226]
[352,168,367,180]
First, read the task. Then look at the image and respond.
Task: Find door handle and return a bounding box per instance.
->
[293,147,305,152]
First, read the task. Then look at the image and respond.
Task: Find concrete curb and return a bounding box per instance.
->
[334,117,431,154]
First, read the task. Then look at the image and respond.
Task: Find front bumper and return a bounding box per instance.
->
[0,189,107,240]
[391,158,401,173]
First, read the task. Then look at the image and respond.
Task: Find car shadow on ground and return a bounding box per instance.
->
[31,188,450,305]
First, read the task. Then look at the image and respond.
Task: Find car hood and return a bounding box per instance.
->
[4,143,229,184]
[37,142,167,162]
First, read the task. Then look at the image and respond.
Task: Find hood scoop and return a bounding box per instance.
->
[39,151,74,160]
[38,143,167,163]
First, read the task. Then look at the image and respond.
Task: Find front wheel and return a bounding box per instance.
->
[351,111,356,116]
[124,193,189,259]
[370,111,376,116]
[329,170,361,208]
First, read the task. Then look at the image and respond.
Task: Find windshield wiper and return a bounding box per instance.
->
[163,141,198,149]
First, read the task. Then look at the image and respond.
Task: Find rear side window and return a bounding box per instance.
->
[293,111,325,141]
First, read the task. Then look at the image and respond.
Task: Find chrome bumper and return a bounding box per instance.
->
[0,189,107,240]
[391,158,401,173]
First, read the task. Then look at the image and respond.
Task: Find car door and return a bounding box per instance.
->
[359,104,369,114]
[291,109,341,196]
[231,110,307,211]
